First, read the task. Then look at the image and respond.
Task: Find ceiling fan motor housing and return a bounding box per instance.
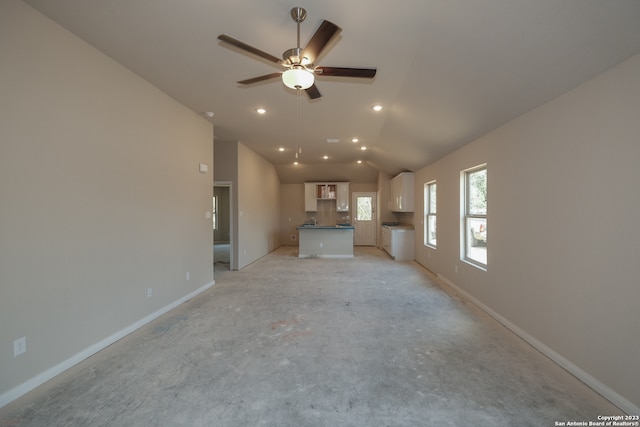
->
[283,47,310,66]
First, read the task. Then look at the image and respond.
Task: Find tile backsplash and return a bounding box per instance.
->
[305,199,350,225]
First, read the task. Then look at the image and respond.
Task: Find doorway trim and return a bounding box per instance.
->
[214,181,234,271]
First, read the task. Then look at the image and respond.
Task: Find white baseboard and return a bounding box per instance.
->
[0,280,215,409]
[436,274,639,415]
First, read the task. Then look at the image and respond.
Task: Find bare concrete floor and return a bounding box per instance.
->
[0,246,621,426]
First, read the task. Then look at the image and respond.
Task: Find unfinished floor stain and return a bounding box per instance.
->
[0,246,624,426]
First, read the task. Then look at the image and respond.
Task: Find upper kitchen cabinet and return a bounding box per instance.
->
[390,172,414,212]
[305,182,350,212]
[336,182,349,212]
[305,183,318,212]
[316,183,337,199]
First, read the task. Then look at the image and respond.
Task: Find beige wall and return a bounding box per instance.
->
[237,143,281,269]
[280,184,307,246]
[214,140,238,182]
[413,53,640,413]
[214,141,280,269]
[350,182,378,195]
[0,0,214,405]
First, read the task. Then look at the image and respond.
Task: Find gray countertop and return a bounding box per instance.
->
[297,224,354,230]
[382,224,414,230]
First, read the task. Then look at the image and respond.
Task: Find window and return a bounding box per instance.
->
[463,165,487,267]
[356,196,372,221]
[212,196,218,230]
[424,181,436,247]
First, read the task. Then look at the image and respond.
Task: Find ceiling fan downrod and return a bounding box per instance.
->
[283,7,307,66]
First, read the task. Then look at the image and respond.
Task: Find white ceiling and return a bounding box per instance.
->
[23,0,640,183]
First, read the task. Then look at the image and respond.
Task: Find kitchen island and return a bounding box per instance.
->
[297,225,354,258]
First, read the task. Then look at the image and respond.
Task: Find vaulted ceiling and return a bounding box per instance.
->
[24,0,640,183]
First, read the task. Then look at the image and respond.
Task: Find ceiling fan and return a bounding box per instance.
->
[218,7,377,99]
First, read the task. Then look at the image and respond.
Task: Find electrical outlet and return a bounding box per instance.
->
[319,242,324,248]
[454,265,458,273]
[147,288,153,298]
[186,272,190,281]
[14,337,26,357]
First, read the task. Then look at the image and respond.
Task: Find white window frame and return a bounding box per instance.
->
[424,181,437,248]
[462,165,487,269]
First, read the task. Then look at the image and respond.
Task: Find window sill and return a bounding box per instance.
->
[462,258,487,272]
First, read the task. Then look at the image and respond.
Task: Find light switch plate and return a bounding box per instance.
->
[199,163,208,173]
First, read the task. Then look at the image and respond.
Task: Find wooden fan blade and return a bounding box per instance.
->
[218,34,282,64]
[305,84,322,99]
[238,73,282,85]
[301,21,341,64]
[315,67,377,78]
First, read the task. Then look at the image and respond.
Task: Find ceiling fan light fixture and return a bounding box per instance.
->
[282,67,314,90]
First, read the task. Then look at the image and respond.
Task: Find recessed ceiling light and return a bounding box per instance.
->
[256,108,267,114]
[361,146,367,151]
[372,105,383,112]
[326,138,340,143]
[357,160,363,164]
[323,155,329,160]
[351,138,359,143]
[278,147,285,152]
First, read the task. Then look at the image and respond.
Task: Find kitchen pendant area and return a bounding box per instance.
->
[297,182,354,258]
[278,176,414,260]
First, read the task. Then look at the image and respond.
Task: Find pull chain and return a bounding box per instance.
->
[296,89,303,159]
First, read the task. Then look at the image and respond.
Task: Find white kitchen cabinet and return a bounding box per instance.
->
[305,182,349,212]
[382,226,414,261]
[316,183,337,200]
[390,172,414,212]
[336,182,349,212]
[304,183,317,212]
[381,226,392,255]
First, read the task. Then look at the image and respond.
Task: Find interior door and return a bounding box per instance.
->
[352,192,377,246]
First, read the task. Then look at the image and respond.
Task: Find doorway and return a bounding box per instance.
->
[214,183,232,272]
[352,192,377,246]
